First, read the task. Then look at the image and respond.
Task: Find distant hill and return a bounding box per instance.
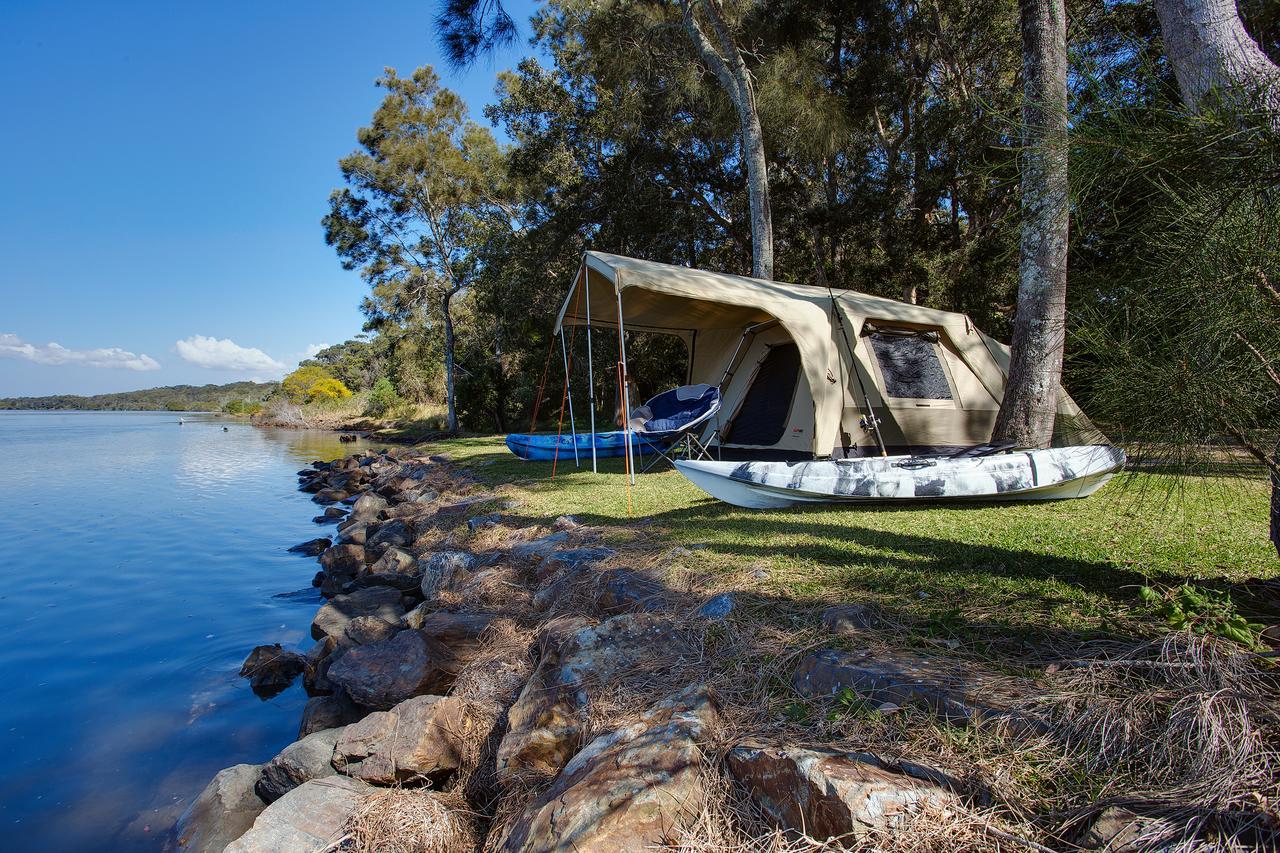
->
[0,381,280,412]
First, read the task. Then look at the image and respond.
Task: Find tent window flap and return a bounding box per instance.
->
[722,342,801,446]
[865,330,953,401]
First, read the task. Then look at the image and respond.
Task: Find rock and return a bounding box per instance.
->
[173,764,266,853]
[696,592,735,621]
[299,477,325,494]
[224,776,369,852]
[368,546,415,576]
[498,614,692,778]
[498,686,718,851]
[255,728,343,803]
[349,571,423,593]
[1078,806,1151,851]
[552,514,581,531]
[822,604,880,634]
[287,538,331,557]
[343,615,400,647]
[239,644,307,698]
[349,492,389,519]
[539,546,616,580]
[312,488,349,505]
[510,531,570,564]
[318,544,366,577]
[303,637,339,695]
[326,630,448,710]
[399,608,496,641]
[334,522,368,546]
[299,693,364,738]
[467,513,502,532]
[332,694,489,785]
[792,649,1040,731]
[366,519,413,552]
[419,550,478,597]
[725,744,961,841]
[311,586,405,643]
[594,568,666,614]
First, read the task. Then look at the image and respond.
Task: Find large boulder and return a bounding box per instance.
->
[593,568,666,614]
[498,614,692,779]
[311,587,405,643]
[239,644,307,698]
[343,615,400,647]
[299,693,364,739]
[223,776,369,853]
[419,550,478,597]
[497,686,719,851]
[350,492,389,518]
[326,630,446,710]
[725,744,962,842]
[368,546,415,576]
[317,544,366,577]
[312,488,349,505]
[172,763,266,852]
[334,522,368,546]
[332,694,490,785]
[287,538,331,557]
[327,612,495,709]
[366,519,414,552]
[255,728,343,803]
[792,648,1040,731]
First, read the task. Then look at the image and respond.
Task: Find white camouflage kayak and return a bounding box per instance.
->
[673,445,1126,509]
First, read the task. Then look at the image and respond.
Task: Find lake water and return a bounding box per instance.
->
[0,411,381,851]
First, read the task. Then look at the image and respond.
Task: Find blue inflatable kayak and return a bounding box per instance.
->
[504,431,672,461]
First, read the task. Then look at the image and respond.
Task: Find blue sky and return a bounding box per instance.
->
[0,0,540,396]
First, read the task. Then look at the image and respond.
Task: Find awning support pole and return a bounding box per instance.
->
[559,332,579,466]
[616,288,636,487]
[585,271,597,473]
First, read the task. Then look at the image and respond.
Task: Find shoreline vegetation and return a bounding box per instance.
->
[173,438,1279,852]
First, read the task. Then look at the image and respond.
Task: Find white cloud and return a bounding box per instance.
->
[0,332,160,371]
[302,342,331,360]
[175,335,286,373]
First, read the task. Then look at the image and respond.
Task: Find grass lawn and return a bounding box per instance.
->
[438,435,1277,655]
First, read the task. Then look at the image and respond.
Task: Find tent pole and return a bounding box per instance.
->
[585,271,597,473]
[616,287,636,486]
[560,332,579,466]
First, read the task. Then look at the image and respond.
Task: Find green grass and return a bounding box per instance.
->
[435,436,1277,650]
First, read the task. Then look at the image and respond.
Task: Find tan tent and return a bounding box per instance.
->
[555,251,1099,460]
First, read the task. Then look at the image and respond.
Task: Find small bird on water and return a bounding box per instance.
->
[222,426,229,431]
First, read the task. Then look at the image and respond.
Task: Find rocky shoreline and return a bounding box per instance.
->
[168,448,1257,852]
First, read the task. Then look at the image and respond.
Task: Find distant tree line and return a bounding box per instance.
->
[0,381,279,412]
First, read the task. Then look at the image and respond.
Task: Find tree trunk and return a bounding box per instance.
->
[1154,0,1280,115]
[441,291,458,434]
[993,0,1069,449]
[680,0,774,279]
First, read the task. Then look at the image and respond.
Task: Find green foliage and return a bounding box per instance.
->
[0,382,278,412]
[1139,583,1266,650]
[365,377,401,417]
[222,399,263,416]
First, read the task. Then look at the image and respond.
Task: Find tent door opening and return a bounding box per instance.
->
[721,342,802,446]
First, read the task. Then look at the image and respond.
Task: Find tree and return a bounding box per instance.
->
[992,0,1069,448]
[324,67,514,433]
[679,0,773,279]
[365,377,401,417]
[1154,0,1280,115]
[281,366,351,403]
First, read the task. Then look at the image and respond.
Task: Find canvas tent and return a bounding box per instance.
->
[554,251,1099,461]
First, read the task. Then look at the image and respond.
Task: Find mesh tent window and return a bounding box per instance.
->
[863,325,953,401]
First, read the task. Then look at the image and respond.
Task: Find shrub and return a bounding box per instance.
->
[365,377,400,417]
[306,376,353,403]
[282,366,352,404]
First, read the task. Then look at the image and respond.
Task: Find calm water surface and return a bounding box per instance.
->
[0,411,382,851]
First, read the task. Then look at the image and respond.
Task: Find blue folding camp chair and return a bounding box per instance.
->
[628,384,722,472]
